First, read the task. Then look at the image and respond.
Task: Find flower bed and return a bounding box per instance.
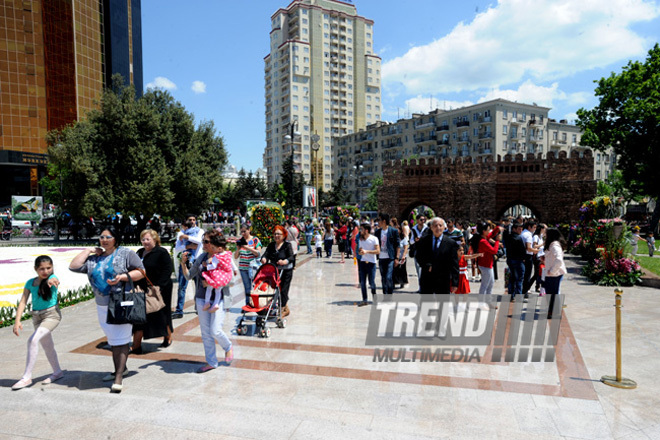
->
[250,204,284,246]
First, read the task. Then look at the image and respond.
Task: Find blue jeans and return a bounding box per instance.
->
[378,258,395,295]
[196,298,232,368]
[544,275,563,317]
[358,260,377,301]
[175,264,188,314]
[507,259,525,299]
[324,239,333,257]
[305,234,313,253]
[240,269,252,305]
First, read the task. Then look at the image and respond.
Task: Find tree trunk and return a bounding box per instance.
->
[650,198,660,235]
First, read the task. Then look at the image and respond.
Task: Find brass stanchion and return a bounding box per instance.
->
[601,288,637,389]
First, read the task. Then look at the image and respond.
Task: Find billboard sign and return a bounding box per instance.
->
[11,195,43,222]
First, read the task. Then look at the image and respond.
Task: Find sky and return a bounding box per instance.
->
[141,0,660,172]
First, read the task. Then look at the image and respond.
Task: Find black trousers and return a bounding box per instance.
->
[279,268,293,306]
[522,256,534,295]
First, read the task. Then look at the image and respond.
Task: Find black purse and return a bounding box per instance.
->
[106,274,147,325]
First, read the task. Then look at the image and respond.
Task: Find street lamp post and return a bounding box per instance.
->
[311,133,320,219]
[284,121,301,213]
[353,159,364,206]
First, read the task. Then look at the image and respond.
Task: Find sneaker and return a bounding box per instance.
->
[357,301,368,307]
[172,312,183,319]
[197,364,216,373]
[110,383,123,393]
[11,378,32,390]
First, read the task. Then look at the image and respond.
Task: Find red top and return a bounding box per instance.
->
[476,228,500,269]
[337,225,348,240]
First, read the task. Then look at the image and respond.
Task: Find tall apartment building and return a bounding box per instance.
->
[334,98,614,205]
[263,0,381,192]
[0,0,143,206]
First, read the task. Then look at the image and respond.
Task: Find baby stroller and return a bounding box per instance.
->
[236,263,287,338]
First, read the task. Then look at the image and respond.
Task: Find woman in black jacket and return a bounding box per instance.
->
[261,225,294,317]
[132,229,174,353]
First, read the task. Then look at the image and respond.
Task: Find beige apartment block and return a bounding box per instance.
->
[263,0,381,191]
[334,99,615,205]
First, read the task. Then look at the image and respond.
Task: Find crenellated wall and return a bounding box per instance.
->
[378,150,596,223]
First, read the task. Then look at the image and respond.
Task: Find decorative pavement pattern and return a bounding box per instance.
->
[1,245,659,439]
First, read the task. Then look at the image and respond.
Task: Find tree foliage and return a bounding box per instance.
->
[325,175,349,207]
[365,175,383,211]
[278,155,306,210]
[577,44,660,231]
[42,75,227,218]
[216,168,268,211]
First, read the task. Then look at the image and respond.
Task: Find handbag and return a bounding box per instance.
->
[106,274,147,325]
[138,268,165,314]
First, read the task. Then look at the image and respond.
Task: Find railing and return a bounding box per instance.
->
[438,124,449,131]
[456,120,470,128]
[414,121,435,130]
[479,132,493,139]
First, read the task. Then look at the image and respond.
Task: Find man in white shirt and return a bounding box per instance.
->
[520,220,538,299]
[173,214,204,318]
[357,223,380,306]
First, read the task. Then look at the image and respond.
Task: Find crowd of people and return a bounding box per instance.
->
[10,209,569,393]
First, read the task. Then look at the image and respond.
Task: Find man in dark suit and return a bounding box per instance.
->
[416,217,459,294]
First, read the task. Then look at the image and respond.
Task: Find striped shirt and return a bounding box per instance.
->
[238,237,262,271]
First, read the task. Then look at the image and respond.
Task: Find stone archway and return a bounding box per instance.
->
[400,202,436,224]
[497,200,540,220]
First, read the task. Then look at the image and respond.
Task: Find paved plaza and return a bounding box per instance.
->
[1,244,659,439]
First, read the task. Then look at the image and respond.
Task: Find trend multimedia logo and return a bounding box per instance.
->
[366,294,563,363]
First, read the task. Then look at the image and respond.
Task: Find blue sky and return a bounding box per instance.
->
[142,0,660,172]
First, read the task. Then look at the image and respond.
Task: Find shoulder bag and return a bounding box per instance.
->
[106,274,147,325]
[138,268,165,314]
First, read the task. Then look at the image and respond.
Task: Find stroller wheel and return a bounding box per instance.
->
[240,325,248,335]
[276,318,287,329]
[258,328,266,338]
[264,328,271,338]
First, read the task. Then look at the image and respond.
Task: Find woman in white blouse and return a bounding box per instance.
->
[543,228,567,319]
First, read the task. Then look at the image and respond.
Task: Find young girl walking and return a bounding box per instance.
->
[201,236,233,312]
[456,247,482,294]
[12,256,64,390]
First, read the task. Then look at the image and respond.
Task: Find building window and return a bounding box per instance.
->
[502,126,507,135]
[502,110,507,119]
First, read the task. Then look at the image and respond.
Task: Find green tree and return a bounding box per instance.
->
[364,175,383,211]
[326,175,348,206]
[577,44,660,232]
[278,155,306,210]
[42,75,227,219]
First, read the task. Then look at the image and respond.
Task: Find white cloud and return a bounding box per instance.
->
[477,80,594,110]
[382,0,660,95]
[146,76,177,91]
[191,80,207,94]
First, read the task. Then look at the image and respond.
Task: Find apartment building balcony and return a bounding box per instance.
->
[481,148,492,155]
[528,119,538,125]
[479,116,492,124]
[456,120,470,128]
[362,171,374,177]
[414,121,436,130]
[478,132,493,139]
[387,126,403,135]
[438,124,450,131]
[438,139,450,145]
[362,159,373,165]
[460,150,470,157]
[550,139,567,148]
[457,137,471,143]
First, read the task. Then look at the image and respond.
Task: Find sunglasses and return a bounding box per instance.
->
[99,235,114,240]
[203,239,211,244]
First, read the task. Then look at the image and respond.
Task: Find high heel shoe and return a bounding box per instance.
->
[160,339,172,348]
